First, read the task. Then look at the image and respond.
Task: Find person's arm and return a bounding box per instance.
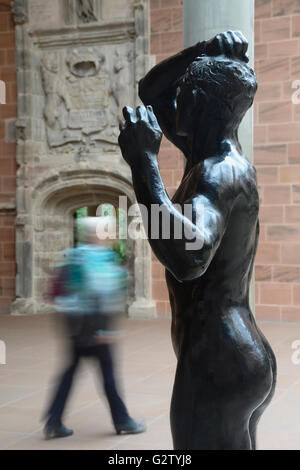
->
[118,106,235,282]
[138,31,249,156]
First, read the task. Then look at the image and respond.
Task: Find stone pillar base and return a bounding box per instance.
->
[10,299,54,315]
[10,298,37,315]
[128,299,157,319]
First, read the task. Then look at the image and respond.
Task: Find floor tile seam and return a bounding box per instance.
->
[0,429,30,436]
[1,397,108,449]
[273,333,300,348]
[1,425,45,450]
[125,364,176,386]
[268,388,292,408]
[0,384,54,410]
[105,411,169,450]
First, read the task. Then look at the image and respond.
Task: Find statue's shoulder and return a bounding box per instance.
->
[199,153,257,198]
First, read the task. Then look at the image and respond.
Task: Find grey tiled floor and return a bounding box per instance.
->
[0,314,300,450]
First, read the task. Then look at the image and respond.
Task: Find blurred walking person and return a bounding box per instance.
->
[43,216,146,439]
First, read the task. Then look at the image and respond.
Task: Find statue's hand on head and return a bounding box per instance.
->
[203,30,249,63]
[118,105,163,169]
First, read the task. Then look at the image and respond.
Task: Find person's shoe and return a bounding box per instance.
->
[44,422,74,440]
[115,418,146,435]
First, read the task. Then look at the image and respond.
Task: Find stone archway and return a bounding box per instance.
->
[11,165,156,318]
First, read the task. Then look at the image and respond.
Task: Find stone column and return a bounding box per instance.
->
[183,0,255,312]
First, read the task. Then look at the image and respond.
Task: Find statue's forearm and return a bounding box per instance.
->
[138,41,206,104]
[131,158,170,223]
[131,160,181,277]
[130,159,207,281]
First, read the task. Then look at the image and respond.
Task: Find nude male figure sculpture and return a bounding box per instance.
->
[118,31,276,450]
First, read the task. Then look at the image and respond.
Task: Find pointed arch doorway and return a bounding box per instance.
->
[11,167,156,318]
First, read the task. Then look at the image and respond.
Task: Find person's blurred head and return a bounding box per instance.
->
[76,216,118,246]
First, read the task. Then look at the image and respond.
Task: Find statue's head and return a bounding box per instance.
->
[176,55,257,137]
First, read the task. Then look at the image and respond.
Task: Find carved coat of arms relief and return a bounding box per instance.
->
[41,45,132,151]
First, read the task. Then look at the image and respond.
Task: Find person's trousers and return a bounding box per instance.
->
[45,343,130,428]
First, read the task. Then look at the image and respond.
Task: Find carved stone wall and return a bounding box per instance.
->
[12,0,156,317]
[40,44,132,149]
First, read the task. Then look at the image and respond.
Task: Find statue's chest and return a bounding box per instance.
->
[171,163,204,205]
[171,175,198,205]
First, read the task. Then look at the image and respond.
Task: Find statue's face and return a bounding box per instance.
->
[176,85,198,137]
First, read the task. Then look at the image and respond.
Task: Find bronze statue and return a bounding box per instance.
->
[118,31,276,450]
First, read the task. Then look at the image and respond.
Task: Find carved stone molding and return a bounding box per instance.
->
[31,21,136,47]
